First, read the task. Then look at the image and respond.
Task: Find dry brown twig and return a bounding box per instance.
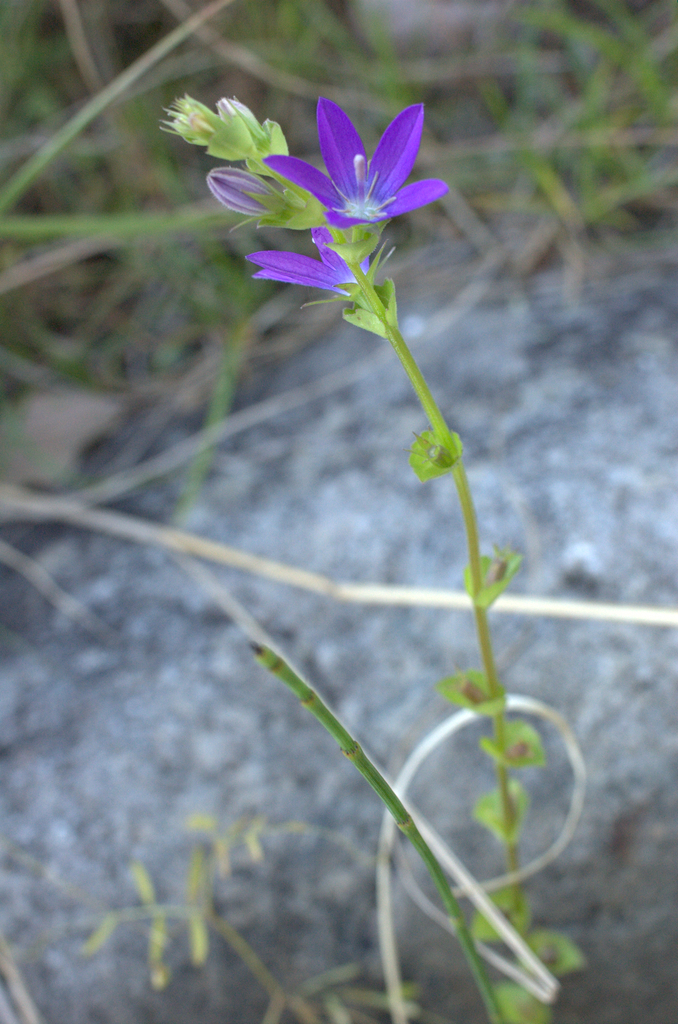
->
[57,0,104,94]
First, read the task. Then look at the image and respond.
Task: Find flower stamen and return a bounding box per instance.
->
[353,154,367,201]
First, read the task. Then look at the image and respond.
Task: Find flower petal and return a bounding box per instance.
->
[311,226,348,274]
[246,250,349,292]
[369,105,424,203]
[379,178,449,218]
[316,98,366,200]
[312,227,369,276]
[264,155,339,208]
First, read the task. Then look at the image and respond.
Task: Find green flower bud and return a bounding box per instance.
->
[162,94,253,159]
[217,97,260,132]
[162,93,289,162]
[216,97,288,159]
[162,96,223,146]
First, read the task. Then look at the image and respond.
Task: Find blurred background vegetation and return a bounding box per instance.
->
[0,0,676,497]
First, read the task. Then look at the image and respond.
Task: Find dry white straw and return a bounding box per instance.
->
[377,695,586,1020]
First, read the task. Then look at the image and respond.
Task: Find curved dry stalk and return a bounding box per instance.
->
[376,695,587,1017]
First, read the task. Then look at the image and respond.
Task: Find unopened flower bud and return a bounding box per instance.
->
[207,168,271,215]
[217,97,262,137]
[216,96,288,158]
[162,96,222,145]
[163,94,255,160]
[164,94,289,161]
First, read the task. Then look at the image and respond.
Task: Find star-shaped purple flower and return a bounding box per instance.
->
[246,227,368,293]
[264,98,449,228]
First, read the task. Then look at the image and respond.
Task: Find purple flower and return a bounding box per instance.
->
[246,227,368,293]
[264,98,448,228]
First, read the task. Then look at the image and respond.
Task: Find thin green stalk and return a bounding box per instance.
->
[253,644,505,1024]
[349,263,521,893]
[347,262,455,451]
[451,462,521,888]
[0,0,237,216]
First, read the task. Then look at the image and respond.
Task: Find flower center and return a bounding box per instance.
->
[332,156,396,221]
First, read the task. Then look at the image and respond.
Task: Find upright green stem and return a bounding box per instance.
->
[347,263,454,450]
[348,262,521,893]
[452,462,520,886]
[253,645,505,1024]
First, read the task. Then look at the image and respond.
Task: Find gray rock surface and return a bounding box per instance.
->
[1,243,677,1023]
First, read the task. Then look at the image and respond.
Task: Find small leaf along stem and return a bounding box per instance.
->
[252,644,505,1024]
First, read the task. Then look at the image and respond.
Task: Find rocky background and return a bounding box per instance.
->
[1,241,677,1024]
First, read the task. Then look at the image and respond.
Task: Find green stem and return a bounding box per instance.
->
[452,462,521,887]
[253,645,505,1024]
[348,265,522,902]
[347,262,454,451]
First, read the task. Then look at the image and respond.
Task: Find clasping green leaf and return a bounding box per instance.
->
[409,429,462,482]
[479,719,546,768]
[471,883,532,942]
[494,982,552,1024]
[464,546,522,607]
[528,929,586,976]
[436,668,505,715]
[473,779,529,845]
[343,307,388,337]
[325,234,380,263]
[374,277,398,327]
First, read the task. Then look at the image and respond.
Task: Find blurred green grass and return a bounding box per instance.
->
[0,0,676,494]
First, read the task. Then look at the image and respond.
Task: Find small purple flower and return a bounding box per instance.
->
[246,227,368,293]
[207,167,270,215]
[265,98,449,228]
